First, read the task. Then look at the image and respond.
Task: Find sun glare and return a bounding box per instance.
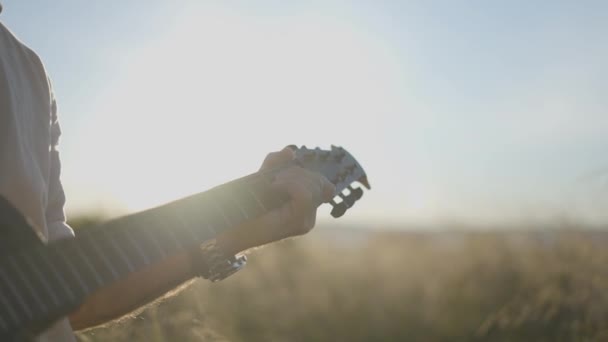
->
[70,4,405,218]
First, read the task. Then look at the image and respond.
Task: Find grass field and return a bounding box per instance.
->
[72,219,608,341]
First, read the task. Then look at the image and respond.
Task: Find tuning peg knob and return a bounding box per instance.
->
[342,193,356,208]
[330,201,348,218]
[348,186,363,200]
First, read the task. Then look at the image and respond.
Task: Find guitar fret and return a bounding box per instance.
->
[237,201,249,220]
[166,228,184,251]
[186,225,201,243]
[233,183,265,219]
[182,196,215,237]
[172,208,189,230]
[213,199,233,228]
[54,247,94,293]
[140,226,167,259]
[35,248,77,301]
[7,256,48,315]
[246,182,267,211]
[115,215,167,262]
[123,229,151,266]
[71,240,104,287]
[1,260,34,319]
[211,196,242,232]
[224,186,249,221]
[249,178,275,210]
[0,281,21,326]
[83,232,120,280]
[165,209,192,250]
[177,199,216,243]
[206,222,216,237]
[21,253,60,308]
[100,229,135,273]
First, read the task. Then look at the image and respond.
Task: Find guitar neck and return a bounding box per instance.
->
[0,168,286,337]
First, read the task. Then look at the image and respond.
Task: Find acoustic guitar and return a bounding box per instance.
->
[0,145,369,340]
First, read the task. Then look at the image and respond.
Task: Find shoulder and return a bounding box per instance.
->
[0,21,52,99]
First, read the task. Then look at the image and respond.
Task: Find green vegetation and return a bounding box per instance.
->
[72,218,608,341]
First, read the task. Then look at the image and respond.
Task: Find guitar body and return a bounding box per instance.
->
[0,145,369,341]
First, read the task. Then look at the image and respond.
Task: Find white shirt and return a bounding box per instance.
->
[0,21,76,341]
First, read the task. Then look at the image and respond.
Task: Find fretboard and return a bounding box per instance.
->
[0,167,287,338]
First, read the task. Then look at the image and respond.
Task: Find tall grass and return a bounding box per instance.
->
[73,221,608,341]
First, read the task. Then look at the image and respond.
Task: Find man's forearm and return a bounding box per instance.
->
[68,249,196,330]
[66,150,332,331]
[67,217,257,331]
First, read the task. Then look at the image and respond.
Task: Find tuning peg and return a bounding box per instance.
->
[342,193,356,208]
[334,152,345,163]
[313,147,328,160]
[330,200,348,218]
[287,144,298,151]
[300,148,315,161]
[348,186,363,200]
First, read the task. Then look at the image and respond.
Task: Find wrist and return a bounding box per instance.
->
[215,231,248,255]
[189,239,247,282]
[215,221,265,255]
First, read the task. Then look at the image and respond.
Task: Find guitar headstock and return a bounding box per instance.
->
[290,145,370,218]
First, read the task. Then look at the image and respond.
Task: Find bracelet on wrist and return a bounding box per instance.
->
[190,239,247,282]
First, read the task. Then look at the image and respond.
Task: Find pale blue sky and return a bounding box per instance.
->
[2,1,607,228]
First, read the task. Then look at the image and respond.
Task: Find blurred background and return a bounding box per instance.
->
[2,1,608,340]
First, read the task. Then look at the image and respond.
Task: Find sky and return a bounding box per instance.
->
[1,1,607,228]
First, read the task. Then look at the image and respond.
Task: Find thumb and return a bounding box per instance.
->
[259,146,296,171]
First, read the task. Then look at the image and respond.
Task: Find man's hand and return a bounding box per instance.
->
[70,147,334,329]
[216,147,335,254]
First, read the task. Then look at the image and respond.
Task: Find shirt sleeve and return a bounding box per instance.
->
[45,87,75,241]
